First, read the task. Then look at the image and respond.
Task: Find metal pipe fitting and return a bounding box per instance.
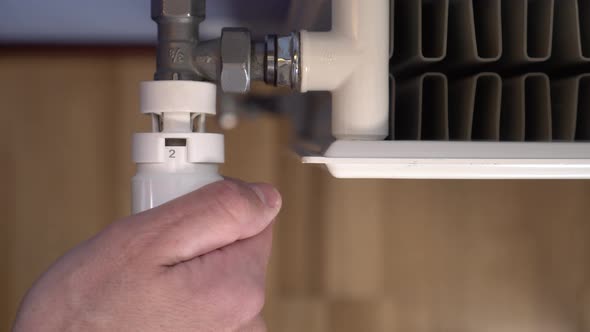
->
[192,31,267,93]
[220,28,252,93]
[192,38,221,82]
[264,33,301,90]
[152,0,206,81]
[277,32,301,90]
[151,0,301,92]
[264,35,277,85]
[212,31,301,92]
[251,41,266,82]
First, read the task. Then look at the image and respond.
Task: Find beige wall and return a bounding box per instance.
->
[1,49,590,332]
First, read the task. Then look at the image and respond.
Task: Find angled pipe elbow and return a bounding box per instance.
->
[299,0,390,140]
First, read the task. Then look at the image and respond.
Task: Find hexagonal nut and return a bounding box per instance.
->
[221,28,252,93]
[151,0,205,19]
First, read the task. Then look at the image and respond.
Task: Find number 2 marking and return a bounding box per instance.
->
[169,149,176,159]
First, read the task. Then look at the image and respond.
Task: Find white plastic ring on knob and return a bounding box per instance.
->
[140,80,217,115]
[132,133,224,164]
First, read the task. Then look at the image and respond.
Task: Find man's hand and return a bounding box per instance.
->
[13,180,282,332]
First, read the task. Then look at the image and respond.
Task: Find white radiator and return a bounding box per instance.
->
[301,0,590,179]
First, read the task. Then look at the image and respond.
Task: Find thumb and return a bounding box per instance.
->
[139,180,281,266]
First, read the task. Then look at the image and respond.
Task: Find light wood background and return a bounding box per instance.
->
[2,48,590,332]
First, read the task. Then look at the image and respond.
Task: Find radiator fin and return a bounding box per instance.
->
[390,0,590,142]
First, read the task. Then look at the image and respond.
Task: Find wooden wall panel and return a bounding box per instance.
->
[1,49,590,332]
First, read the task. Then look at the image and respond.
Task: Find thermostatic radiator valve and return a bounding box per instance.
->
[132,81,224,213]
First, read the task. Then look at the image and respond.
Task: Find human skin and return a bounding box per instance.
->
[13,180,282,332]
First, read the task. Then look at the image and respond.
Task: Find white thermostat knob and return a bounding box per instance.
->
[132,81,224,214]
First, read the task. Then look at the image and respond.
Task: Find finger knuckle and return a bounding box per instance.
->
[210,181,255,225]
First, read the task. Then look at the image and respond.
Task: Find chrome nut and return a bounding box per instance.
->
[221,28,251,93]
[276,32,301,90]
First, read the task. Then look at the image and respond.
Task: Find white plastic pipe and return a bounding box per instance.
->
[299,0,390,140]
